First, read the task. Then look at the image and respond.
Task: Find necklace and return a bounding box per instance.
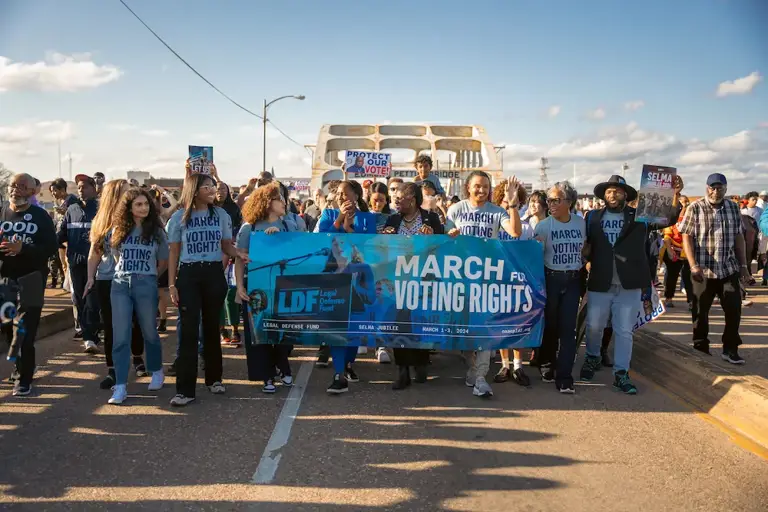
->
[403,212,419,223]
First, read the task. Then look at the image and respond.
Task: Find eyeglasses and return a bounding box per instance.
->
[546,197,565,205]
[199,184,216,191]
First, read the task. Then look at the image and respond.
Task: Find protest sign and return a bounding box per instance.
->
[286,180,310,192]
[246,232,545,350]
[345,151,392,178]
[636,164,676,224]
[188,145,216,176]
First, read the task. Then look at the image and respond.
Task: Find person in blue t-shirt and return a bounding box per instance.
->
[85,188,169,405]
[166,174,239,407]
[315,180,377,394]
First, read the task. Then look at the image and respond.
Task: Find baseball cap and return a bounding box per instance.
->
[706,173,727,187]
[74,173,95,186]
[760,190,768,196]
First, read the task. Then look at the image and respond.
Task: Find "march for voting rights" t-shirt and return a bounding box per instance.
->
[112,227,170,278]
[167,207,232,263]
[533,214,586,271]
[445,200,510,239]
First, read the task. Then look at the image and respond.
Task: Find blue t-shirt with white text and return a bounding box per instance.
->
[113,227,169,278]
[167,207,233,263]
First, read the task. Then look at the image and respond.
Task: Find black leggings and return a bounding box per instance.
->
[175,262,227,397]
[96,280,144,368]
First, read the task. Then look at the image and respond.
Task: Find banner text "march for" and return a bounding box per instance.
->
[394,255,534,314]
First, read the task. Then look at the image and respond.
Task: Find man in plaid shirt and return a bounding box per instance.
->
[679,173,750,364]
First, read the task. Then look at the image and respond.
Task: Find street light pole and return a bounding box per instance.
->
[262,94,306,177]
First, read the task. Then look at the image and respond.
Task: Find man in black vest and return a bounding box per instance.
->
[580,174,683,394]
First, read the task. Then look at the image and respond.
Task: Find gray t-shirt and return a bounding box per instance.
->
[534,215,586,271]
[167,207,233,263]
[600,211,625,284]
[113,226,170,278]
[95,238,116,281]
[446,200,510,239]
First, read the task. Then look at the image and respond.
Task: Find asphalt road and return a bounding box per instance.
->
[1,320,766,511]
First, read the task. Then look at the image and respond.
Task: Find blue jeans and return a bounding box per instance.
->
[584,285,641,374]
[540,270,582,386]
[111,275,163,386]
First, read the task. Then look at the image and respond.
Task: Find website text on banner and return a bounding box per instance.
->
[245,232,546,351]
[345,151,392,179]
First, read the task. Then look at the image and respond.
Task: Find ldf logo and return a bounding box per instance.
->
[277,288,320,315]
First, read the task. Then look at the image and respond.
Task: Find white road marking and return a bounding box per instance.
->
[252,361,314,484]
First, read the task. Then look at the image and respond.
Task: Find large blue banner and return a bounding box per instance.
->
[246,232,545,351]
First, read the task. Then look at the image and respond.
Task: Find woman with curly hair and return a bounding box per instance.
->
[167,173,239,406]
[445,171,523,399]
[85,179,148,389]
[96,188,169,404]
[235,182,299,393]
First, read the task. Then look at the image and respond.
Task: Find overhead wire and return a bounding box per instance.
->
[117,0,308,152]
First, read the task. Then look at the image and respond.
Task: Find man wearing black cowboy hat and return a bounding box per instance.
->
[580,173,683,394]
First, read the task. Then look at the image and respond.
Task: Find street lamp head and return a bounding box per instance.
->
[295,95,306,100]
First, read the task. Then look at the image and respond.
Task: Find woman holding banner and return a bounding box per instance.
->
[382,182,445,389]
[446,171,523,399]
[534,181,585,394]
[235,183,297,393]
[317,180,378,394]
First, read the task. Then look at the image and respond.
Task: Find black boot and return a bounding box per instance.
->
[392,366,411,390]
[99,368,116,389]
[414,365,428,383]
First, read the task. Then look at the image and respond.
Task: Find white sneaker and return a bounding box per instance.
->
[169,394,195,406]
[742,299,753,307]
[208,381,226,394]
[280,375,294,387]
[108,384,127,405]
[148,370,164,391]
[357,346,368,355]
[376,347,391,364]
[472,377,493,398]
[84,340,99,354]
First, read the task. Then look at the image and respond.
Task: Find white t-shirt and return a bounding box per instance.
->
[534,215,586,271]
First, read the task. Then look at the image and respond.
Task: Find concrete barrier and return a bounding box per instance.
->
[633,329,768,451]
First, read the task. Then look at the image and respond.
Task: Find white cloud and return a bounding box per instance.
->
[547,105,561,118]
[0,120,74,145]
[37,120,74,142]
[624,100,645,111]
[0,53,122,92]
[140,129,169,137]
[678,150,719,166]
[709,130,751,152]
[499,122,768,193]
[716,71,762,97]
[108,124,138,131]
[586,107,606,120]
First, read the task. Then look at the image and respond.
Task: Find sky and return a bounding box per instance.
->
[1,0,767,193]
